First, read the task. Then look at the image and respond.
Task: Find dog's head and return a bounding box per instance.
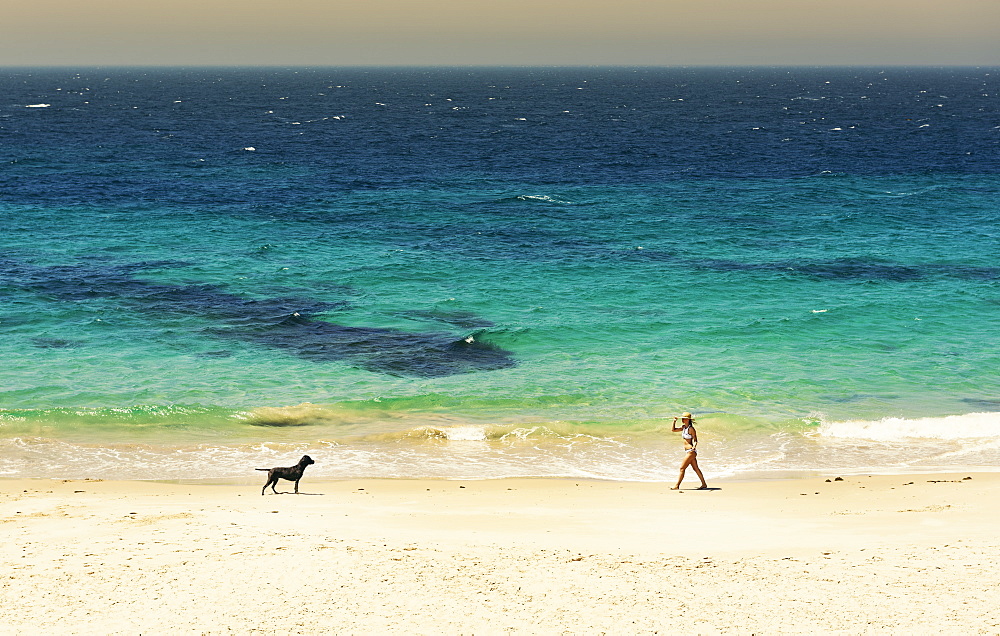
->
[300,455,315,466]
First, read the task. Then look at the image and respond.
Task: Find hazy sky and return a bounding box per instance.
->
[3,0,999,66]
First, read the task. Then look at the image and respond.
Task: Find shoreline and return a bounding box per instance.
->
[153,463,1000,485]
[6,409,999,482]
[3,472,999,632]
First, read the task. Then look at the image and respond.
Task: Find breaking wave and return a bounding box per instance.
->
[818,412,1000,441]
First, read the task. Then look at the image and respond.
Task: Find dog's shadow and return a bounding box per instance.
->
[266,491,325,496]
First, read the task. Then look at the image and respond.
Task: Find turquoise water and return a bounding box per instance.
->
[2,67,999,480]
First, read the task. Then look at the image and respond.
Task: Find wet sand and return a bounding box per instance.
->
[2,473,999,633]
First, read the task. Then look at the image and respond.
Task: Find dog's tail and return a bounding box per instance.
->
[255,468,269,471]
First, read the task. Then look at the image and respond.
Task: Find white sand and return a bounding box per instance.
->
[2,473,999,634]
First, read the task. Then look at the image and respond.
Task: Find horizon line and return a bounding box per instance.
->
[2,63,998,69]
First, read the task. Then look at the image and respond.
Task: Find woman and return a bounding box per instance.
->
[670,412,708,490]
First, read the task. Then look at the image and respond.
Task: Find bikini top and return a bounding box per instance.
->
[681,424,694,441]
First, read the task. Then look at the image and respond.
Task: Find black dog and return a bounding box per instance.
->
[257,455,315,495]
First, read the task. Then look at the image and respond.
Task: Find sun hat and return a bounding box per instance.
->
[681,412,692,418]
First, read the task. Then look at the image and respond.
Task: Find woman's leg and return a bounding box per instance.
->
[689,455,708,488]
[672,453,693,489]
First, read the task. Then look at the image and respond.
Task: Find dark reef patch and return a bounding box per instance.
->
[4,260,516,378]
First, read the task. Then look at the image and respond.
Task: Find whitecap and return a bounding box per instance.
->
[25,104,50,108]
[514,194,574,205]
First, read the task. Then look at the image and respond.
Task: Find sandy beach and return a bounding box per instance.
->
[2,473,999,634]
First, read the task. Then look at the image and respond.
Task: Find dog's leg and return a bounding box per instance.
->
[262,475,277,496]
[294,479,300,494]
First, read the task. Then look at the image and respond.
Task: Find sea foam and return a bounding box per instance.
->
[819,412,1000,441]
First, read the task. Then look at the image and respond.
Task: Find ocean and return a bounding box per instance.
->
[1,66,998,481]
